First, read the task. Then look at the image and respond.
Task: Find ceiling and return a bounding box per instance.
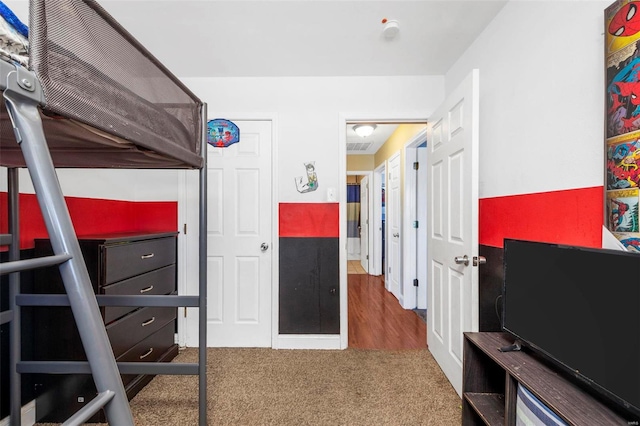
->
[347,123,399,155]
[5,0,508,78]
[5,0,507,154]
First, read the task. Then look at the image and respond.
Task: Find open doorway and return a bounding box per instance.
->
[344,120,428,350]
[373,163,385,278]
[402,130,428,317]
[345,121,427,292]
[342,71,480,392]
[346,171,373,273]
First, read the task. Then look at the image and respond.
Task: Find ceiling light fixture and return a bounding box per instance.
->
[353,124,377,138]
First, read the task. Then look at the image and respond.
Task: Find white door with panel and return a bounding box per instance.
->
[387,152,401,299]
[206,120,272,347]
[360,175,370,273]
[427,70,480,396]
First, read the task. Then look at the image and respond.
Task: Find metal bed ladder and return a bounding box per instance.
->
[1,62,207,425]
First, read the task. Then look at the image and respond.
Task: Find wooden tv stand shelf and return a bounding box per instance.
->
[463,332,629,425]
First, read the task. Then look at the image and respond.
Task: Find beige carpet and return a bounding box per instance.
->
[40,347,462,425]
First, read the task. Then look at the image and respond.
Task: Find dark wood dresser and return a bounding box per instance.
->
[31,232,179,422]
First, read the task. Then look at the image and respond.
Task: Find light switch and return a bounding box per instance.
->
[327,187,336,202]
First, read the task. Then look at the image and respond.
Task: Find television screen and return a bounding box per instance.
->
[502,239,640,417]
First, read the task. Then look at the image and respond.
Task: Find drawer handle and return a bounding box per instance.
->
[141,253,155,260]
[140,285,154,294]
[139,348,154,360]
[141,317,156,327]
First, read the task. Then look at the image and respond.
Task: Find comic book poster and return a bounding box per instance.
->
[605,1,640,138]
[605,1,640,242]
[607,188,640,232]
[607,134,640,189]
[606,1,640,52]
[614,232,640,252]
[606,43,640,138]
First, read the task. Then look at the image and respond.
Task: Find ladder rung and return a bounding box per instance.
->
[0,253,72,276]
[61,390,115,426]
[17,361,199,376]
[118,362,199,376]
[17,294,200,307]
[0,309,13,325]
[0,234,12,246]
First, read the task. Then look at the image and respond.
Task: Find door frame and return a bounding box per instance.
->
[401,129,428,309]
[339,113,428,349]
[178,113,279,348]
[346,171,373,271]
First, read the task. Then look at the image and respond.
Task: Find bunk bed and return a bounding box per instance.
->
[0,1,207,425]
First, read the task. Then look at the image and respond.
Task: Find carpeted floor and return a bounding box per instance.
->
[40,347,462,425]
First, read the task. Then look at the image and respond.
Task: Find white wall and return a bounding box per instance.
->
[0,168,180,202]
[445,0,609,199]
[2,76,442,204]
[181,76,444,202]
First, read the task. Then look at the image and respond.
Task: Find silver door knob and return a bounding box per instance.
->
[454,255,469,266]
[261,243,269,252]
[473,256,486,266]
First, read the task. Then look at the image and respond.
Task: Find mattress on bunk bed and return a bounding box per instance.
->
[0,0,203,169]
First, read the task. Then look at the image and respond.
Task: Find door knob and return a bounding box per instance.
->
[261,243,269,252]
[473,256,486,266]
[454,255,469,266]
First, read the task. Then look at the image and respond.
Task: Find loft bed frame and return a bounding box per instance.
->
[0,1,207,425]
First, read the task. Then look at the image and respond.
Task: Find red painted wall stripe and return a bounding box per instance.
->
[279,203,339,237]
[479,186,604,249]
[0,193,177,249]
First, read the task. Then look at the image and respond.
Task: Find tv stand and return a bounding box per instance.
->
[463,332,629,425]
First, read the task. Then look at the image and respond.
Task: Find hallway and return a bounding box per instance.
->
[347,269,427,350]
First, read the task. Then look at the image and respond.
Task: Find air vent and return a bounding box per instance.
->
[347,142,373,151]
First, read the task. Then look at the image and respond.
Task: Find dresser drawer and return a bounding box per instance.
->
[107,306,176,358]
[102,265,176,324]
[117,322,175,387]
[103,237,176,285]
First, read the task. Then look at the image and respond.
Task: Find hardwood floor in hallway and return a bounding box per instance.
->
[348,273,427,350]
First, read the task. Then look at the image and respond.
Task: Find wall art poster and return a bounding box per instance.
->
[607,134,640,189]
[207,119,239,147]
[605,0,640,241]
[607,188,640,233]
[614,232,640,252]
[295,162,318,193]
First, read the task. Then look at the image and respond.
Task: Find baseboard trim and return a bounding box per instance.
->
[274,334,342,349]
[0,400,36,426]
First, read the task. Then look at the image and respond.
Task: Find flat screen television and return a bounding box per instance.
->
[502,239,640,419]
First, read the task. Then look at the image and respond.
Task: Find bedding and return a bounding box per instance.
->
[0,0,203,169]
[0,1,28,67]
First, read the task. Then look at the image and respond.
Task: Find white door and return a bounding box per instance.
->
[427,69,480,396]
[372,164,385,277]
[360,175,370,273]
[387,152,401,299]
[206,120,272,347]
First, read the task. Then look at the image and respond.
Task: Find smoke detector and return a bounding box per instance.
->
[382,18,399,39]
